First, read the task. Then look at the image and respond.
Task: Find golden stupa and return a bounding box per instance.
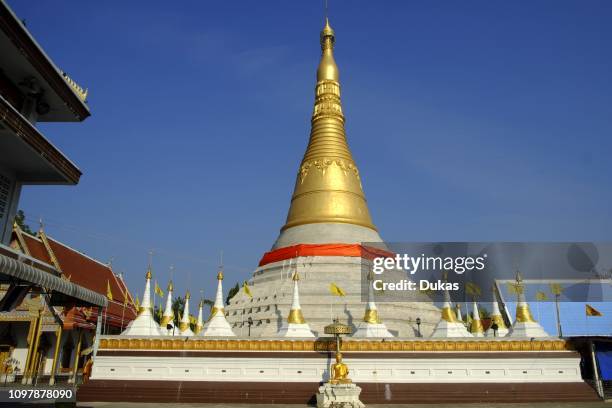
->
[282,18,376,232]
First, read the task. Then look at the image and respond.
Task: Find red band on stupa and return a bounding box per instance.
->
[258,243,393,267]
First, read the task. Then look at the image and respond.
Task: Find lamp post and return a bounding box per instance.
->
[247,317,253,337]
[491,323,499,337]
[416,317,422,337]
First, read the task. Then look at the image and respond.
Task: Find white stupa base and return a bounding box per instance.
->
[430,320,473,338]
[226,255,439,338]
[201,315,236,337]
[316,383,364,408]
[352,322,394,338]
[121,310,165,336]
[509,321,549,338]
[485,327,510,337]
[277,323,316,338]
[273,223,383,249]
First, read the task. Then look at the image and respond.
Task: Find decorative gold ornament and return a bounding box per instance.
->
[99,338,571,353]
[137,306,151,315]
[217,270,224,280]
[490,314,507,329]
[287,309,306,324]
[281,18,376,232]
[167,280,173,291]
[441,306,458,323]
[145,268,152,280]
[61,71,88,103]
[515,304,536,323]
[470,319,484,334]
[363,308,380,324]
[209,306,224,320]
[160,315,173,327]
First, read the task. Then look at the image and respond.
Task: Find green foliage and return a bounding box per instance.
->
[14,210,34,235]
[226,282,239,305]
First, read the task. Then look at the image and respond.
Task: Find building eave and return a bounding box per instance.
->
[0,94,82,184]
[0,0,90,121]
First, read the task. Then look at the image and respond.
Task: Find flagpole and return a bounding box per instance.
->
[554,293,563,337]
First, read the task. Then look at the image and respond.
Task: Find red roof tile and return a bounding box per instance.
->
[13,231,137,328]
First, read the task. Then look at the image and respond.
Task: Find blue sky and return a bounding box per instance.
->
[9,1,611,334]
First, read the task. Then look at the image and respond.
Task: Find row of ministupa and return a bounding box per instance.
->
[121,266,549,338]
[122,267,235,337]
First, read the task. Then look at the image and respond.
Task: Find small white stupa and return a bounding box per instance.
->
[353,271,394,338]
[121,267,165,336]
[469,300,485,337]
[201,268,236,337]
[431,276,472,338]
[160,280,174,335]
[486,286,509,337]
[455,303,463,321]
[277,270,316,338]
[195,299,204,335]
[508,272,549,338]
[179,291,195,336]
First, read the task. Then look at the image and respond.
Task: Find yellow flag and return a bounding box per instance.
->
[189,314,197,325]
[549,283,563,296]
[329,283,346,297]
[586,304,602,317]
[154,281,164,297]
[243,281,253,298]
[507,282,522,295]
[465,282,481,298]
[536,291,548,301]
[106,280,113,301]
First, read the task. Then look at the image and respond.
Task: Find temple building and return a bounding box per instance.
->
[0,223,136,383]
[225,18,439,337]
[0,0,110,383]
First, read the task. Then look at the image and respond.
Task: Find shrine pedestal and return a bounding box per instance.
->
[316,382,365,408]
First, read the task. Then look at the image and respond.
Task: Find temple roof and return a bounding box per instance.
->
[11,228,137,328]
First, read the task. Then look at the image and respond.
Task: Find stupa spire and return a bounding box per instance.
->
[195,298,204,335]
[179,291,194,336]
[201,264,236,337]
[121,266,164,336]
[353,270,394,337]
[486,285,509,337]
[281,17,376,232]
[469,301,485,337]
[431,272,472,338]
[140,267,153,313]
[277,266,315,337]
[160,280,174,334]
[508,271,548,337]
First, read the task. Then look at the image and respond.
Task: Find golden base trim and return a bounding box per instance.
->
[99,338,571,353]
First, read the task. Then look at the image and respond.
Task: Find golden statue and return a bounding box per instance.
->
[330,352,351,384]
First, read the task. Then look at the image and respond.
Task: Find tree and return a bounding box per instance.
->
[226,282,239,305]
[14,210,34,235]
[153,295,214,332]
